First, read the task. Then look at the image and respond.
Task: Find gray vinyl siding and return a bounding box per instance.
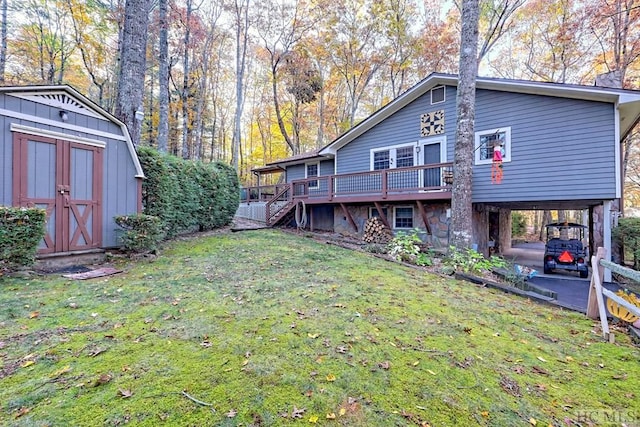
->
[320,160,334,176]
[286,159,334,182]
[286,164,305,182]
[335,86,617,203]
[472,90,616,202]
[336,86,457,174]
[102,136,139,247]
[0,115,11,205]
[0,90,141,249]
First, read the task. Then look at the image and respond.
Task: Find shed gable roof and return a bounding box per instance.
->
[319,73,640,156]
[0,85,144,178]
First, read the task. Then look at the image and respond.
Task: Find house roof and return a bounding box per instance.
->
[319,73,640,156]
[0,84,145,178]
[262,150,327,169]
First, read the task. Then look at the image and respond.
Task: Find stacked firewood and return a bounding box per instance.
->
[362,217,392,244]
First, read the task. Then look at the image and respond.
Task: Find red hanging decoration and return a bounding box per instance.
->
[491,148,503,184]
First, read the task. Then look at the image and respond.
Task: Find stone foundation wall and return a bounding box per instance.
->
[332,203,451,248]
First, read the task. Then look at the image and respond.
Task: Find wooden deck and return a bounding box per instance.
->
[239,163,454,226]
[241,163,454,205]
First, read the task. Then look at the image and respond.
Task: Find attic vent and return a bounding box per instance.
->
[430,86,445,104]
[9,91,106,120]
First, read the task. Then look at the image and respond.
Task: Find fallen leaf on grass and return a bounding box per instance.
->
[226,409,237,418]
[536,356,547,362]
[339,408,346,416]
[292,406,306,418]
[378,361,390,370]
[14,407,30,418]
[499,375,521,397]
[20,360,35,368]
[50,365,71,378]
[307,333,320,339]
[118,389,133,398]
[326,374,336,382]
[200,341,212,348]
[326,413,336,419]
[29,311,39,319]
[531,366,549,375]
[529,417,537,425]
[309,415,319,423]
[90,373,112,387]
[87,347,107,357]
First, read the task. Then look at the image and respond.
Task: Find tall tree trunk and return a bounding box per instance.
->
[539,210,552,241]
[181,0,193,159]
[231,0,249,171]
[157,0,169,153]
[115,0,150,148]
[0,0,7,84]
[450,0,479,250]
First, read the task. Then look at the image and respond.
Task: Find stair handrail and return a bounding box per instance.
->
[266,183,293,225]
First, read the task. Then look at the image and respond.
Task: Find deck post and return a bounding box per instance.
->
[381,171,387,199]
[328,176,334,201]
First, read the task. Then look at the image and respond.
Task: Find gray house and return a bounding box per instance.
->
[0,85,144,258]
[239,73,640,268]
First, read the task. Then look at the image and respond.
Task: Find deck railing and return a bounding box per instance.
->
[244,163,454,205]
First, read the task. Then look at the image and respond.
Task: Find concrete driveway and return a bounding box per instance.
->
[501,242,621,313]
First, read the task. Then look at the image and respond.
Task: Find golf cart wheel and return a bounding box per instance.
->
[543,265,552,275]
[580,270,588,279]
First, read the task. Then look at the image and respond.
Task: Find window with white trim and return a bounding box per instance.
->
[474,127,511,165]
[394,206,414,229]
[306,162,319,188]
[370,144,415,170]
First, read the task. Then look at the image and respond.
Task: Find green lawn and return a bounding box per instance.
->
[1,230,639,426]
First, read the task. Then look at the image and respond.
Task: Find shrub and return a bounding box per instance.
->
[387,228,434,266]
[114,214,164,253]
[613,217,640,270]
[442,246,507,276]
[512,212,527,237]
[0,207,46,269]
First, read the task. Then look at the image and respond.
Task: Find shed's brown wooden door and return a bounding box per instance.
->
[12,133,103,254]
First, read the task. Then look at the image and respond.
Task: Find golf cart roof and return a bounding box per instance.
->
[544,222,587,228]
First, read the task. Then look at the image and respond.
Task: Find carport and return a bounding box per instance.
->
[480,197,618,283]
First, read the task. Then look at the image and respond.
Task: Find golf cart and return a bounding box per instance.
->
[543,222,589,278]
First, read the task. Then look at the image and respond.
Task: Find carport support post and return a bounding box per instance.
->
[603,201,613,283]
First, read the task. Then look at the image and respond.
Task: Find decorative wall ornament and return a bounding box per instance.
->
[420,110,445,137]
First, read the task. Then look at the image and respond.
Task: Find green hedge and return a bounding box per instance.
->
[114,214,164,253]
[613,217,640,270]
[0,207,47,269]
[136,147,240,238]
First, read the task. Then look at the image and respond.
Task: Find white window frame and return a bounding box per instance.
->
[393,206,414,229]
[305,161,320,189]
[474,127,511,165]
[370,142,416,171]
[430,86,445,104]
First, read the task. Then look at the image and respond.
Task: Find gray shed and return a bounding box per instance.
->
[0,85,144,257]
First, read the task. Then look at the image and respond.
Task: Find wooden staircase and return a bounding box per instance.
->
[266,185,296,226]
